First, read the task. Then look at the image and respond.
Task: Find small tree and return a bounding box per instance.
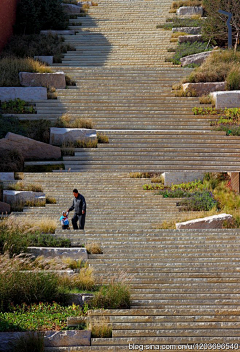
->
[202,0,240,51]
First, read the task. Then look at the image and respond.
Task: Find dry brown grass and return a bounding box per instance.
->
[7,181,43,192]
[4,216,57,234]
[0,57,52,86]
[170,0,202,12]
[199,95,213,104]
[55,114,94,129]
[174,88,197,97]
[89,319,112,338]
[86,242,103,254]
[59,266,95,291]
[97,133,109,144]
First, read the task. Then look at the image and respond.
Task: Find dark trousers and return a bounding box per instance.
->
[72,213,86,230]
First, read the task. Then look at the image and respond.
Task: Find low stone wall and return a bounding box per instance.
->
[28,247,88,260]
[50,128,97,146]
[3,190,46,205]
[210,91,240,109]
[176,214,232,229]
[163,172,205,187]
[19,72,66,89]
[176,6,203,16]
[0,87,47,102]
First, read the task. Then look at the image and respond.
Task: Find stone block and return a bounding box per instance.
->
[172,27,201,34]
[178,35,203,43]
[28,247,88,260]
[176,213,233,229]
[176,6,203,16]
[3,190,45,205]
[210,91,240,109]
[0,172,15,182]
[163,172,205,187]
[50,128,97,146]
[41,30,76,35]
[182,82,226,96]
[34,56,53,65]
[180,50,214,67]
[2,132,61,160]
[0,87,47,102]
[67,293,94,306]
[0,201,11,213]
[19,72,66,89]
[44,330,91,347]
[62,3,81,13]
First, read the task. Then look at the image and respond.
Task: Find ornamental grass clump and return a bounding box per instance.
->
[0,57,52,87]
[89,282,131,309]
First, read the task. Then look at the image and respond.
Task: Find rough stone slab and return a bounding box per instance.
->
[41,30,76,35]
[67,293,94,306]
[210,91,240,109]
[176,6,203,16]
[176,214,233,229]
[182,82,226,96]
[62,3,81,13]
[0,331,91,350]
[3,190,45,205]
[0,172,15,182]
[163,172,204,187]
[178,35,202,44]
[172,27,201,34]
[0,87,47,102]
[28,247,88,260]
[0,201,11,213]
[50,128,97,146]
[19,72,66,89]
[44,330,91,347]
[180,51,214,67]
[1,132,61,160]
[34,56,53,65]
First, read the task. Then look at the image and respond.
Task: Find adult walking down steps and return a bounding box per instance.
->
[67,188,86,230]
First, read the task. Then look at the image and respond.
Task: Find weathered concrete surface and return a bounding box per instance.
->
[182,82,226,96]
[176,6,203,16]
[0,172,15,182]
[0,201,11,213]
[62,3,81,13]
[19,72,66,89]
[0,87,47,101]
[28,247,88,260]
[178,35,203,43]
[41,30,76,35]
[44,330,91,347]
[172,27,201,35]
[163,172,205,187]
[176,213,233,229]
[210,91,240,109]
[3,190,45,205]
[50,128,97,146]
[180,51,214,67]
[1,133,61,160]
[34,56,53,65]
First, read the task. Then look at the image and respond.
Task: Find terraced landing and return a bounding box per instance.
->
[19,0,240,171]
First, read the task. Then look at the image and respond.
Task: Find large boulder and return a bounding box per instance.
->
[28,247,88,260]
[182,82,226,96]
[0,87,47,102]
[3,190,45,205]
[176,214,233,229]
[62,3,81,13]
[19,72,66,89]
[34,56,53,65]
[172,27,201,35]
[178,35,203,43]
[0,201,11,213]
[1,133,61,161]
[210,91,240,109]
[163,172,205,187]
[176,6,203,16]
[180,51,214,67]
[50,128,97,146]
[67,293,94,306]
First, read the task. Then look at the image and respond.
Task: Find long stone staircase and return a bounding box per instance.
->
[15,172,240,351]
[20,0,240,171]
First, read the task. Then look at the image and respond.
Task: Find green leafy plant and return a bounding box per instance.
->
[168,41,212,65]
[0,99,36,114]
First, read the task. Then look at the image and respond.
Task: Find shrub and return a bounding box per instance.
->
[226,65,240,90]
[159,17,204,30]
[86,242,103,254]
[0,148,24,172]
[129,172,151,178]
[1,34,75,63]
[178,191,217,211]
[90,320,112,338]
[27,233,71,247]
[59,267,96,292]
[143,184,164,190]
[46,196,57,204]
[8,181,43,192]
[97,133,109,144]
[89,282,131,309]
[0,99,36,114]
[14,0,68,35]
[169,41,211,65]
[0,57,52,87]
[8,332,45,352]
[199,95,212,104]
[55,114,94,129]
